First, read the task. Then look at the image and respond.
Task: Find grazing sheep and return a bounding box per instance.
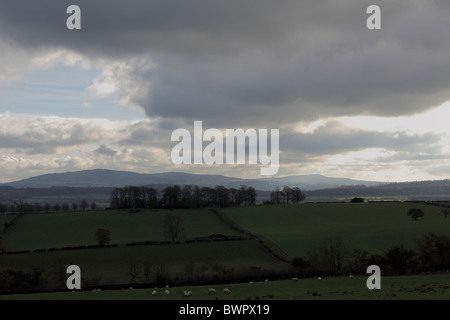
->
[208,288,216,294]
[264,279,269,283]
[166,285,169,288]
[223,288,231,294]
[152,290,158,296]
[129,287,133,290]
[183,290,192,297]
[292,277,299,281]
[317,277,322,280]
[349,275,354,279]
[249,281,254,284]
[164,289,170,295]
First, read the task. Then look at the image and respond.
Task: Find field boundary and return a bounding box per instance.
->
[211,209,292,265]
[0,213,23,253]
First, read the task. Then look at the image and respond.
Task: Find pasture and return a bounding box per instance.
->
[1,202,449,299]
[0,240,289,290]
[0,214,16,228]
[2,209,242,251]
[1,273,449,300]
[222,202,449,257]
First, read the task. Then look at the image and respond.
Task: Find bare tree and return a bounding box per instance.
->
[440,207,449,219]
[95,228,111,246]
[127,261,140,283]
[80,199,88,212]
[407,208,424,221]
[163,214,185,243]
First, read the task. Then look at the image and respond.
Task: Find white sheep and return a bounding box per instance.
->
[164,289,170,295]
[249,281,254,284]
[292,277,299,281]
[152,290,158,296]
[264,279,269,283]
[317,277,322,280]
[223,288,231,294]
[129,287,133,290]
[349,275,354,279]
[183,290,192,297]
[208,288,216,294]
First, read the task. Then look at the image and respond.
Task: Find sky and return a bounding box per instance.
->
[1,0,450,183]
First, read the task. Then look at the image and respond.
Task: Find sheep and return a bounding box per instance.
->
[223,288,231,294]
[317,277,322,280]
[152,290,158,296]
[264,279,269,283]
[164,289,170,295]
[349,275,354,279]
[208,288,216,294]
[129,287,133,290]
[183,290,192,297]
[291,277,299,281]
[249,281,254,284]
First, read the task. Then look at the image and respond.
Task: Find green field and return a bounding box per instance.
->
[2,209,242,251]
[0,240,288,289]
[222,203,449,257]
[1,203,449,299]
[1,273,449,300]
[0,214,17,228]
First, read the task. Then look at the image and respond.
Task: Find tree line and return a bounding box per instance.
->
[109,185,258,209]
[267,186,305,204]
[0,199,97,214]
[292,232,450,276]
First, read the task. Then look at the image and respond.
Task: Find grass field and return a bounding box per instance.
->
[1,203,449,299]
[1,273,449,300]
[0,240,290,289]
[222,203,449,257]
[0,214,16,228]
[2,209,242,251]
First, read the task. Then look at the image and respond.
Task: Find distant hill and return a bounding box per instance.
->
[0,169,382,191]
[0,170,449,203]
[305,179,450,201]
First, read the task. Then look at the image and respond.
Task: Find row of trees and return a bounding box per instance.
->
[293,232,450,276]
[269,186,305,204]
[109,185,258,209]
[0,199,97,214]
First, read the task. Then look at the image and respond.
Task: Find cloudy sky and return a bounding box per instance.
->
[1,0,450,183]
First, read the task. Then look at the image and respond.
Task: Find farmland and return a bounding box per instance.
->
[0,214,16,228]
[2,209,242,251]
[1,273,449,300]
[223,202,449,257]
[1,202,449,298]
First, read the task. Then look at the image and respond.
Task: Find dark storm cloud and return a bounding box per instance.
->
[1,0,450,127]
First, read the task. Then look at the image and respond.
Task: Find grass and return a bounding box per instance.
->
[0,240,289,289]
[0,214,17,228]
[2,203,449,299]
[1,273,449,300]
[2,209,242,251]
[222,203,449,257]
